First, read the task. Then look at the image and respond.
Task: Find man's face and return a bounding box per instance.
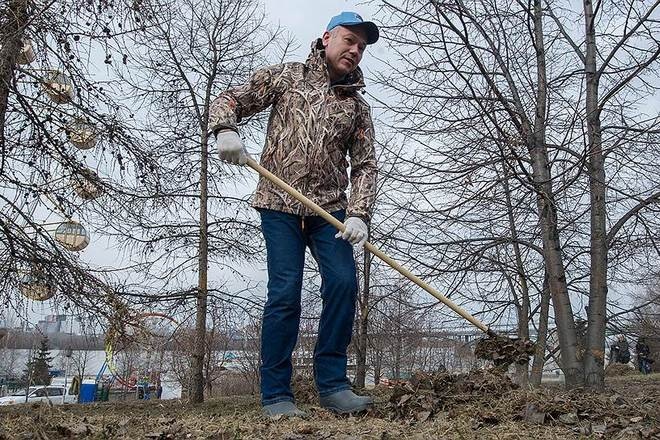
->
[322,25,368,81]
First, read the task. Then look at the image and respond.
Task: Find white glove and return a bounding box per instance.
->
[335,217,368,249]
[216,130,249,165]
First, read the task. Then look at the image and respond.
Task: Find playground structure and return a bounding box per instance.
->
[101,312,179,401]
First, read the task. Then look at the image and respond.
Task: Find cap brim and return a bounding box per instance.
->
[342,21,379,44]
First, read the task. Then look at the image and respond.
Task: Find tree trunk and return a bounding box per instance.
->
[190,134,209,403]
[530,273,551,387]
[502,168,530,387]
[394,328,401,380]
[203,339,212,398]
[528,0,583,388]
[582,0,608,389]
[0,0,28,174]
[373,347,381,385]
[354,250,371,388]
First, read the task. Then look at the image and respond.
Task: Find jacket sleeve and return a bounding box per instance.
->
[208,63,288,134]
[346,99,378,222]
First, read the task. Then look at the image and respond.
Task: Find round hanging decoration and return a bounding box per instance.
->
[42,70,74,104]
[66,118,98,150]
[54,221,90,251]
[71,168,104,200]
[19,266,57,301]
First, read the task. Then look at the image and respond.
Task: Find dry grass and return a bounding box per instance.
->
[0,373,657,439]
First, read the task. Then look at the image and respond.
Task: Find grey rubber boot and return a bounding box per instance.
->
[319,390,374,414]
[261,401,307,419]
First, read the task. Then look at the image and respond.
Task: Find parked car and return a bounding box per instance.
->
[0,385,77,405]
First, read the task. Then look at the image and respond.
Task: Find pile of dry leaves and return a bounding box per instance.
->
[605,363,638,377]
[373,368,659,439]
[375,368,516,422]
[474,335,536,367]
[292,373,318,405]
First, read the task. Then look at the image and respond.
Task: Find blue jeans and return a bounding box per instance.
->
[259,209,358,405]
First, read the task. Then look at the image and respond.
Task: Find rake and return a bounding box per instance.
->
[246,158,537,366]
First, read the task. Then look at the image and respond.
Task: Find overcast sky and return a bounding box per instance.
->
[7,1,390,326]
[263,1,379,56]
[11,1,654,329]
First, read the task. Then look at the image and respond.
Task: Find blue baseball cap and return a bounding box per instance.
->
[326,11,379,44]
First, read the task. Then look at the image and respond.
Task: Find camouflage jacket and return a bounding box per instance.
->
[209,40,378,221]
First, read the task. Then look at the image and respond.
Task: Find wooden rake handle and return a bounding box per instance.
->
[246,158,490,334]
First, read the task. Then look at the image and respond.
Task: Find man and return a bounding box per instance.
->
[209,12,379,418]
[636,336,652,374]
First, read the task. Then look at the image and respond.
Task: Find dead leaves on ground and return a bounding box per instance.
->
[474,335,537,367]
[371,369,659,439]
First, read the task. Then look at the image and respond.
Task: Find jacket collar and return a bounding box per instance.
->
[305,39,366,92]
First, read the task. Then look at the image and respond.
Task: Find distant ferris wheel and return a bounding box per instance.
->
[14,38,107,303]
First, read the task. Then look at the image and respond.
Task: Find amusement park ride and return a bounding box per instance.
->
[102,312,179,400]
[14,39,176,400]
[15,38,101,302]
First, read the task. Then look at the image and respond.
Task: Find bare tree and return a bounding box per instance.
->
[0,328,20,378]
[576,0,660,387]
[371,0,660,389]
[354,249,372,387]
[1,0,159,332]
[68,349,91,383]
[235,316,261,396]
[99,0,292,403]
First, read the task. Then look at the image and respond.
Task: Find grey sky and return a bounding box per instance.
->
[263,1,379,56]
[7,1,654,333]
[10,1,388,325]
[262,1,387,87]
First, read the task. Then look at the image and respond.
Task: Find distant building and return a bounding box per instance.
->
[0,317,20,330]
[36,315,80,335]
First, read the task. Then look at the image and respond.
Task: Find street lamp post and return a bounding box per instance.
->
[63,346,73,404]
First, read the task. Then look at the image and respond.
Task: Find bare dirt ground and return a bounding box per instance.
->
[1,371,658,440]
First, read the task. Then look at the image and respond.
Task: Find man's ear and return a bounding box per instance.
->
[321,30,331,48]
